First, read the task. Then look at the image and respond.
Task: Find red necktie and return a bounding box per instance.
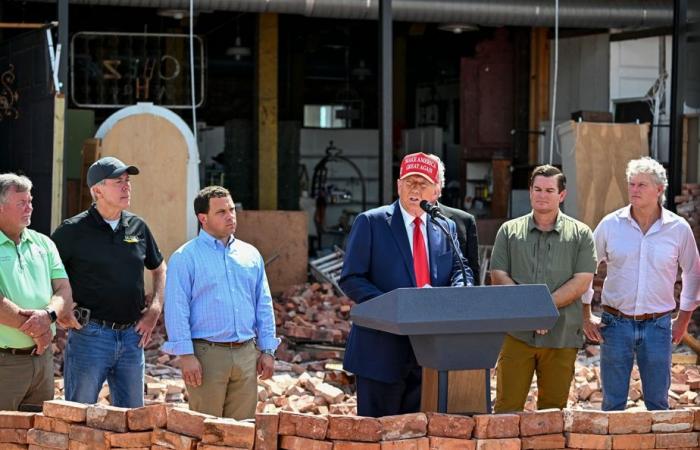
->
[413,217,430,287]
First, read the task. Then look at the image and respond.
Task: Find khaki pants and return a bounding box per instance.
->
[494,334,577,413]
[187,340,258,419]
[0,348,54,411]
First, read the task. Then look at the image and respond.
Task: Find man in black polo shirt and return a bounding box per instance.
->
[51,157,166,407]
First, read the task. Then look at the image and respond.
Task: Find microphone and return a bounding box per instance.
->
[419,200,445,219]
[418,200,470,287]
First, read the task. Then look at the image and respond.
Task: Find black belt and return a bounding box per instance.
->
[0,346,36,356]
[89,318,137,330]
[193,338,252,348]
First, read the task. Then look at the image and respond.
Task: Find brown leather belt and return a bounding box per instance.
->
[603,305,673,321]
[0,346,36,356]
[193,338,252,348]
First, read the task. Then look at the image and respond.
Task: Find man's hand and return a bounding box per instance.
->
[672,310,693,345]
[57,307,82,330]
[18,309,51,339]
[257,353,274,380]
[535,329,549,335]
[178,354,203,387]
[583,313,604,343]
[32,329,52,355]
[135,295,160,348]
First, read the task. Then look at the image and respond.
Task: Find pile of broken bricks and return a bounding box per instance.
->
[6,399,700,449]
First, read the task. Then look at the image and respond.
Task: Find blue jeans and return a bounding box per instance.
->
[600,311,672,411]
[64,322,144,408]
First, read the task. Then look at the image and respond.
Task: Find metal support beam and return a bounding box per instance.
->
[669,0,687,211]
[257,13,279,210]
[379,0,393,204]
[56,0,69,228]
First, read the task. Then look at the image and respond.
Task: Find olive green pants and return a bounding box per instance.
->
[0,348,54,411]
[494,334,577,413]
[187,340,259,420]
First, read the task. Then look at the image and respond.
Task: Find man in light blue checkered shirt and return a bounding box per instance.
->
[163,186,279,419]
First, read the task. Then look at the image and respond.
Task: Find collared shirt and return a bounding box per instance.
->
[51,205,163,323]
[0,229,66,348]
[162,229,280,355]
[491,211,597,348]
[398,202,429,264]
[585,205,700,313]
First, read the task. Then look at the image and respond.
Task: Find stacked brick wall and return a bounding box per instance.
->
[5,401,700,449]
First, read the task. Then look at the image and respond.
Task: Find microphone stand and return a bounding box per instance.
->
[426,212,470,288]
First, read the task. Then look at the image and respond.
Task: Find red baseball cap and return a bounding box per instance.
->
[399,152,439,184]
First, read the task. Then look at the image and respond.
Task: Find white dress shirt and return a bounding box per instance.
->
[398,202,430,265]
[584,205,700,313]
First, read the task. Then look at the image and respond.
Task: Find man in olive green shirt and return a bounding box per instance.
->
[490,165,596,413]
[0,173,80,410]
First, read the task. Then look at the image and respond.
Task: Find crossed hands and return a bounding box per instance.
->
[18,307,82,355]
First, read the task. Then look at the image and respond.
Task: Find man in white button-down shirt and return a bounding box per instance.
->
[583,157,700,410]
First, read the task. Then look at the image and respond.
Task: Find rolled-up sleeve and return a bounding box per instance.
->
[254,255,280,352]
[678,223,700,312]
[163,251,195,355]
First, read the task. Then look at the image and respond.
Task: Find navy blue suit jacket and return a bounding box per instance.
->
[340,200,473,383]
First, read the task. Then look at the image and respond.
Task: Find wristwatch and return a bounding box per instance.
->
[262,349,276,358]
[46,308,57,323]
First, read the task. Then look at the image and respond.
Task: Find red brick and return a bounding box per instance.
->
[428,436,476,449]
[473,414,519,439]
[473,438,521,450]
[379,414,428,441]
[2,443,29,450]
[167,407,213,439]
[566,433,611,449]
[606,411,652,434]
[280,435,333,450]
[0,412,35,429]
[563,410,609,435]
[651,410,694,433]
[33,416,71,435]
[30,445,61,450]
[42,401,87,424]
[68,424,111,449]
[198,445,246,450]
[279,411,329,440]
[108,431,152,447]
[256,413,280,450]
[333,442,382,450]
[521,433,565,449]
[127,404,168,431]
[0,428,27,444]
[68,443,93,450]
[519,410,563,437]
[26,429,69,449]
[654,432,699,448]
[151,428,198,450]
[427,413,475,439]
[379,437,429,450]
[86,404,129,432]
[201,417,255,449]
[610,433,655,449]
[328,415,382,442]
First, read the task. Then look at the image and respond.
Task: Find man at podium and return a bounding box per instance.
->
[490,165,596,413]
[340,152,473,417]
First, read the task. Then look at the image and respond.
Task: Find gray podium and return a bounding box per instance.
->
[350,284,559,413]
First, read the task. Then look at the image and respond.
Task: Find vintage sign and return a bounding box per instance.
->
[71,32,205,109]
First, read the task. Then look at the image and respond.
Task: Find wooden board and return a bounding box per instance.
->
[559,121,649,229]
[99,114,189,264]
[421,368,489,414]
[235,210,308,294]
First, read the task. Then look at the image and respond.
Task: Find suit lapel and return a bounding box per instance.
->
[427,218,443,285]
[387,201,416,285]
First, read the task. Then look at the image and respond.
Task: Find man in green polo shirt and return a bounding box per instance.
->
[490,165,596,413]
[0,173,79,410]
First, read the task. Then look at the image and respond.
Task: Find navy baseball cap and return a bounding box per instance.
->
[87,157,139,187]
